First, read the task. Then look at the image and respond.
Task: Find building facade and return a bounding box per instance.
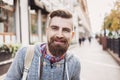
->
[0,0,91,44]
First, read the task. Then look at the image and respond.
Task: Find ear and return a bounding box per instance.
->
[72,31,74,38]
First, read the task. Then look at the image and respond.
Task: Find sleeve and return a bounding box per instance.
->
[71,58,81,80]
[4,47,27,80]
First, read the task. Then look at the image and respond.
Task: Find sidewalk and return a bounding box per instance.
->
[69,38,120,80]
[107,49,120,65]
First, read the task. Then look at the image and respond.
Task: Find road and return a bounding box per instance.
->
[70,38,120,80]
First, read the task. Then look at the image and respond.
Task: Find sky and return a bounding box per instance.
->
[87,0,116,34]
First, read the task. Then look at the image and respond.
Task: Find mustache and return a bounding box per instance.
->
[51,36,67,43]
[48,36,69,57]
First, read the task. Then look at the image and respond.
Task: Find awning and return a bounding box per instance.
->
[2,0,13,5]
[0,0,14,12]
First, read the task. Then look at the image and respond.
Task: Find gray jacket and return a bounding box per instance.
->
[5,44,80,80]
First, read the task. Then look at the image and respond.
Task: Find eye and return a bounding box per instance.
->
[63,28,71,33]
[50,26,59,30]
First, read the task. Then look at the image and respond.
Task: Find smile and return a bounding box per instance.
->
[54,41,65,45]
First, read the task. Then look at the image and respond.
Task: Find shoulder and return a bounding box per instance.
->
[66,52,81,78]
[15,45,36,61]
[34,43,46,56]
[15,45,27,59]
[66,52,81,68]
[16,43,45,58]
[66,51,80,63]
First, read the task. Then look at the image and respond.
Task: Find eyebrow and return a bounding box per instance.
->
[50,25,72,31]
[63,27,71,31]
[50,25,59,28]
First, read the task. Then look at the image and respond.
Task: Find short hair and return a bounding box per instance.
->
[49,9,73,19]
[46,9,73,28]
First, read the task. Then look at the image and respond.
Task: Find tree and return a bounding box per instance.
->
[103,1,120,36]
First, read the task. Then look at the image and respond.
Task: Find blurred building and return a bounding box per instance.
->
[0,0,91,44]
[0,0,15,44]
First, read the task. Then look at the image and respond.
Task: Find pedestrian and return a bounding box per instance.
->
[81,37,85,45]
[79,38,82,46]
[5,9,81,80]
[88,36,92,43]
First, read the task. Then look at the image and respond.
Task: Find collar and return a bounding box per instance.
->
[40,43,65,63]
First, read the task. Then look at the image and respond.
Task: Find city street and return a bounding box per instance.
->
[0,0,120,80]
[70,38,120,80]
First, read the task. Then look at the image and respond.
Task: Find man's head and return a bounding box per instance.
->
[46,9,74,57]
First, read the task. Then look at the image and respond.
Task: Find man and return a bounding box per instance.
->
[5,9,80,80]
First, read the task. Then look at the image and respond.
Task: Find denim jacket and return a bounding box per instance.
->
[4,44,80,80]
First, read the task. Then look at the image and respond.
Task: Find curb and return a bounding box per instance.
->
[107,49,120,65]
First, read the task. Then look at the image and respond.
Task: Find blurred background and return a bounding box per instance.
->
[0,0,120,80]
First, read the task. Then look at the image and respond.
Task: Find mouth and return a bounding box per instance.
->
[54,40,65,45]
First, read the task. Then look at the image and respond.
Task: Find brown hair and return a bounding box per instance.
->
[46,9,73,28]
[49,9,72,19]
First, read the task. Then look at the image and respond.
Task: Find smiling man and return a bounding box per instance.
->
[5,9,81,80]
[46,11,74,57]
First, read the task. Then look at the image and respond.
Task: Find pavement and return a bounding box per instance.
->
[107,49,120,65]
[69,38,120,80]
[0,38,120,80]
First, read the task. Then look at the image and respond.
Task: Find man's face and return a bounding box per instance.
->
[46,17,74,57]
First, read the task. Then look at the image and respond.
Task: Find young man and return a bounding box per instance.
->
[5,9,80,80]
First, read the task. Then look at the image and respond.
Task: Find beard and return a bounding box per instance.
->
[48,36,69,57]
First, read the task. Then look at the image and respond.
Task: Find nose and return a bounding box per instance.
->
[56,30,64,38]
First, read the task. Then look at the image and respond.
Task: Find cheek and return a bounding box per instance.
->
[46,31,54,40]
[65,33,73,39]
[66,36,72,42]
[46,31,50,41]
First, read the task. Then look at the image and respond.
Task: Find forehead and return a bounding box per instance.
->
[49,17,73,29]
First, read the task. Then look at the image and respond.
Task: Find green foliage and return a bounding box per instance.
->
[0,44,11,54]
[103,1,120,32]
[0,44,21,57]
[108,31,113,37]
